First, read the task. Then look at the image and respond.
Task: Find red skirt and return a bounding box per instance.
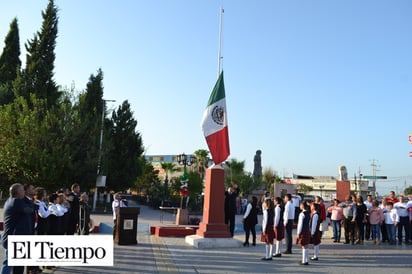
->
[296,230,311,246]
[274,223,284,240]
[261,225,275,244]
[310,230,321,245]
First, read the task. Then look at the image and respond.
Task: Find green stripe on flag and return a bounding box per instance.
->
[207,71,225,106]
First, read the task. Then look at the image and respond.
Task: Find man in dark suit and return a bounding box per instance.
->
[1,183,34,274]
[224,183,239,237]
[22,184,42,274]
[66,183,80,235]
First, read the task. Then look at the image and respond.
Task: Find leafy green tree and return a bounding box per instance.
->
[222,158,260,195]
[237,172,258,196]
[404,186,412,195]
[186,171,203,211]
[14,0,60,107]
[0,94,70,191]
[193,149,209,179]
[169,171,204,211]
[67,70,104,189]
[262,167,277,190]
[0,18,21,105]
[160,162,178,187]
[106,100,144,191]
[224,158,245,185]
[135,159,164,207]
[297,183,314,194]
[135,159,159,194]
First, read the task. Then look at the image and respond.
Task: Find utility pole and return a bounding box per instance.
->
[93,99,115,212]
[354,173,357,194]
[358,167,363,195]
[370,159,380,192]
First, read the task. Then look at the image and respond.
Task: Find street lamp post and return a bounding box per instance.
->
[319,185,325,198]
[93,99,116,212]
[176,153,195,180]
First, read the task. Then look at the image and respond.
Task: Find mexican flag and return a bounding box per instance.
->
[201,71,230,165]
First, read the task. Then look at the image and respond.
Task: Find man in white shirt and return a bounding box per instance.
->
[394,196,410,244]
[283,194,295,254]
[112,193,127,239]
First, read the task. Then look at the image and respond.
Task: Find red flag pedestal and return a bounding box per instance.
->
[186,165,242,248]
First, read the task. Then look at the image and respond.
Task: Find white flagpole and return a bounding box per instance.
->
[217,6,224,78]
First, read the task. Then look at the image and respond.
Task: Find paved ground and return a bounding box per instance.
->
[1,203,412,274]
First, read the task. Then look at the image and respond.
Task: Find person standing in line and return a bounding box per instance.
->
[394,196,410,244]
[242,196,258,247]
[296,201,311,266]
[48,193,67,235]
[273,197,285,257]
[23,184,42,274]
[58,193,70,234]
[355,196,367,245]
[309,203,321,261]
[384,202,399,245]
[260,198,274,261]
[79,193,92,235]
[291,190,302,224]
[313,196,327,237]
[328,199,343,243]
[364,195,373,240]
[34,187,51,235]
[1,184,34,274]
[224,183,239,237]
[379,199,389,243]
[408,199,412,243]
[368,199,384,245]
[23,184,37,234]
[112,192,127,239]
[283,194,295,254]
[258,191,270,215]
[341,195,357,244]
[66,183,80,234]
[385,191,399,204]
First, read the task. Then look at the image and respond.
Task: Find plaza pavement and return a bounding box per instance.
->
[1,203,412,274]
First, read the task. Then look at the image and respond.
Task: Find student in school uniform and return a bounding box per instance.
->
[272,197,285,257]
[309,203,322,261]
[260,198,275,261]
[296,201,311,265]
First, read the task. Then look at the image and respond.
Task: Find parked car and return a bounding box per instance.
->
[303,195,315,203]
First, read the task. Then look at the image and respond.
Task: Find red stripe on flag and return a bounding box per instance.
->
[205,126,230,165]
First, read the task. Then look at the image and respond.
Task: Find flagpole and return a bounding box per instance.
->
[217,6,224,78]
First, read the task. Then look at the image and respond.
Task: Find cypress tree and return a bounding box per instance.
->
[106,100,144,191]
[0,18,21,104]
[14,0,60,107]
[68,70,104,189]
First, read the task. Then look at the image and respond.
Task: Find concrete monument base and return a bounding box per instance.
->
[176,208,188,225]
[185,234,242,249]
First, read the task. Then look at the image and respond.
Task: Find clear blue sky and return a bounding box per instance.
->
[1,0,412,195]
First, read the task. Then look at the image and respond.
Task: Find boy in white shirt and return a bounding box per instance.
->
[383,202,399,245]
